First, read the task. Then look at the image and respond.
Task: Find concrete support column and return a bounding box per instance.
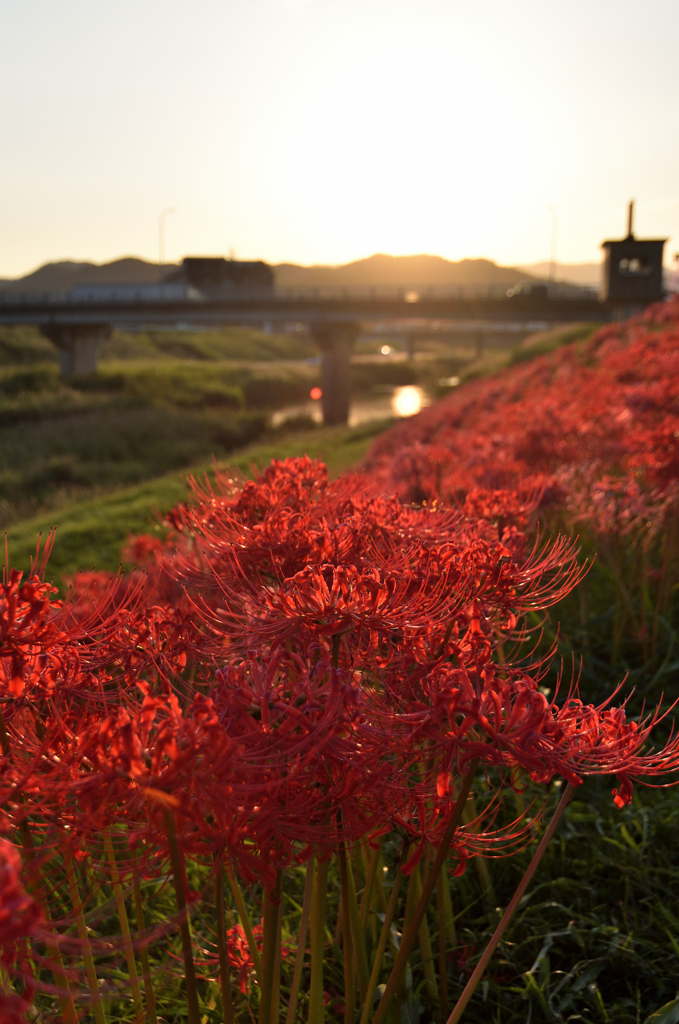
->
[310,321,359,426]
[41,324,112,377]
[405,335,416,362]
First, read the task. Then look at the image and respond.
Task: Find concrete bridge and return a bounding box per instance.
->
[0,285,608,425]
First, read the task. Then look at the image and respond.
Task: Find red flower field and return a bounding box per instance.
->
[1,300,678,1023]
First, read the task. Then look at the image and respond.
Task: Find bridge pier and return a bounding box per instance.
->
[40,324,112,377]
[405,335,416,361]
[310,321,359,426]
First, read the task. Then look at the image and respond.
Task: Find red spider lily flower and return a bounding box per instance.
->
[121,532,165,568]
[210,649,409,856]
[0,839,42,947]
[224,921,263,994]
[159,459,583,684]
[0,838,41,1024]
[406,654,679,809]
[70,683,311,882]
[203,918,292,995]
[361,299,679,529]
[0,570,63,658]
[546,695,679,804]
[198,560,475,654]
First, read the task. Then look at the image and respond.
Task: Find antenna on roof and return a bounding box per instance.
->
[627,199,634,239]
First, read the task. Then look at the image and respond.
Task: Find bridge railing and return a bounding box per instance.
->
[0,282,601,306]
[276,283,600,301]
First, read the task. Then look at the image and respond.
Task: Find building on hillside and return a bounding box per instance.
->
[601,201,666,307]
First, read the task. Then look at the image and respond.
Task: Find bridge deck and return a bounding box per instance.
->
[0,293,608,328]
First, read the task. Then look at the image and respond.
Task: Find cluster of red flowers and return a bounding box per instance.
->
[1,449,677,1019]
[363,297,679,540]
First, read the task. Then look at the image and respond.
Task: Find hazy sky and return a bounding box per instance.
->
[1,0,678,277]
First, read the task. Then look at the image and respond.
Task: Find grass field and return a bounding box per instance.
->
[5,417,390,580]
[1,319,599,582]
[0,321,592,531]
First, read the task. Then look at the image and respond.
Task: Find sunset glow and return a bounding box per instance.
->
[0,0,677,276]
[392,385,425,418]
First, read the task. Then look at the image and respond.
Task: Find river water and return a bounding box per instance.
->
[271,385,430,429]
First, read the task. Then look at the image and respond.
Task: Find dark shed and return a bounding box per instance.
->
[171,257,274,294]
[601,202,666,304]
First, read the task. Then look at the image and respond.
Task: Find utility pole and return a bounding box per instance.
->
[158,207,176,280]
[548,206,558,283]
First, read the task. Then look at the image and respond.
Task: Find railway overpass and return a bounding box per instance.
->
[0,285,608,424]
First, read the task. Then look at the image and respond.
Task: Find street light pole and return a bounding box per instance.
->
[548,206,558,283]
[158,207,176,281]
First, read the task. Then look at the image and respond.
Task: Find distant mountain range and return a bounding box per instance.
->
[516,261,601,287]
[273,254,537,289]
[0,252,601,291]
[0,258,179,292]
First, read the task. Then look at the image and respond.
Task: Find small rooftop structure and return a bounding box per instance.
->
[168,257,274,295]
[601,201,666,305]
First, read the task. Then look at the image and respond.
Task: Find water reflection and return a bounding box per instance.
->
[392,385,424,417]
[271,385,429,429]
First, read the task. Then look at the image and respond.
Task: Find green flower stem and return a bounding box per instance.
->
[462,800,495,906]
[309,856,329,1024]
[413,866,437,1006]
[359,846,381,925]
[338,843,356,1024]
[0,704,11,758]
[358,866,404,1024]
[18,820,79,1024]
[286,856,314,1024]
[438,860,456,949]
[436,873,449,1020]
[510,765,526,817]
[271,896,283,1024]
[215,861,235,1024]
[63,846,107,1024]
[472,846,495,904]
[345,846,370,1001]
[445,782,576,1024]
[372,855,388,915]
[132,874,158,1024]
[225,864,263,984]
[162,810,201,1024]
[371,764,478,1024]
[258,870,282,1024]
[103,835,145,1024]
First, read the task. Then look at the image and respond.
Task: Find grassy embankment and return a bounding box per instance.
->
[1,320,596,581]
[5,418,388,580]
[0,325,319,527]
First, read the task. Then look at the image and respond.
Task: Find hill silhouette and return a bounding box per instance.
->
[516,261,601,287]
[0,253,536,292]
[0,258,180,292]
[274,253,535,289]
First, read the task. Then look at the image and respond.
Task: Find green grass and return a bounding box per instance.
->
[460,322,599,383]
[100,324,316,362]
[0,325,59,364]
[443,780,679,1023]
[4,418,391,581]
[0,323,316,365]
[0,357,321,422]
[0,356,323,524]
[0,321,597,532]
[0,403,267,525]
